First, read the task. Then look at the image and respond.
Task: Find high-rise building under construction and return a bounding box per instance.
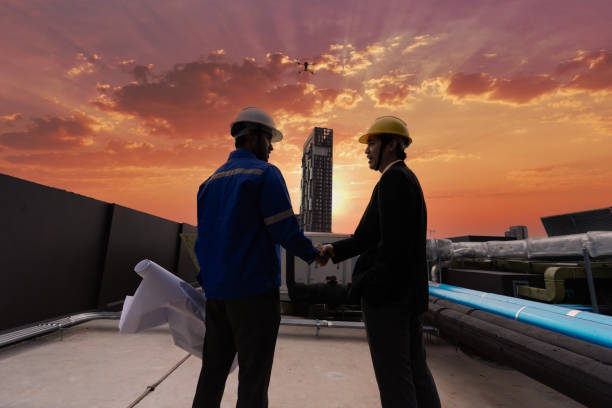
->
[299,127,333,232]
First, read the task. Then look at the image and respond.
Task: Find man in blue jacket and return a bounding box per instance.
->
[192,107,323,408]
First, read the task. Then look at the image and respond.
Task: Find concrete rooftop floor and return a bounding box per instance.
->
[0,319,584,408]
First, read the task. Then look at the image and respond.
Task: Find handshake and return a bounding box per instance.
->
[315,244,335,266]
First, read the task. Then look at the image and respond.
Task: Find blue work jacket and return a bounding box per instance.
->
[195,149,318,299]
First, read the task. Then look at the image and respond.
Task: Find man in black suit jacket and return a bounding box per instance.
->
[322,116,441,408]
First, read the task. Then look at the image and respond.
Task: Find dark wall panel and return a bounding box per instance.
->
[176,223,199,285]
[542,207,612,236]
[97,205,180,309]
[541,215,577,236]
[0,174,110,331]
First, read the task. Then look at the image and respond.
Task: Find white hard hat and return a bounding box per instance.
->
[230,107,283,142]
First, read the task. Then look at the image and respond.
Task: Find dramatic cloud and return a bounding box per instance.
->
[132,64,154,84]
[116,58,155,84]
[315,37,402,76]
[364,73,415,108]
[0,113,97,150]
[1,113,22,125]
[445,72,559,104]
[93,52,361,139]
[4,139,214,169]
[2,0,612,237]
[444,50,612,104]
[402,34,444,54]
[67,53,102,77]
[446,73,494,97]
[564,51,612,92]
[489,75,559,104]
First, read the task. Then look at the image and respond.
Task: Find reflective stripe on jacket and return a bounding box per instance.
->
[195,149,318,299]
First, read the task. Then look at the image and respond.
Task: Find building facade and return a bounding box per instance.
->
[504,225,528,240]
[299,127,333,232]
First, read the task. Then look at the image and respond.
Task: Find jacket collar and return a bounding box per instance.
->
[381,160,404,175]
[229,149,257,160]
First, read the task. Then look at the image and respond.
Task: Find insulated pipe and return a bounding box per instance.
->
[430,297,612,365]
[428,285,612,348]
[426,301,612,408]
[431,282,612,327]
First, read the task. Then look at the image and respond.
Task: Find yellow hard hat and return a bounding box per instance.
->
[358,116,412,146]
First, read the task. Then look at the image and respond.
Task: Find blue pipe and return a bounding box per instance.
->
[429,285,612,348]
[556,304,593,311]
[432,283,612,327]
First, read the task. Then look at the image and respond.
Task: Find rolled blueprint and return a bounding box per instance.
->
[119,259,237,371]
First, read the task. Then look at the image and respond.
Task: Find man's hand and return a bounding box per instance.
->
[321,244,335,259]
[315,244,335,266]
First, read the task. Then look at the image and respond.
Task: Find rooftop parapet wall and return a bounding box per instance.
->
[0,173,198,332]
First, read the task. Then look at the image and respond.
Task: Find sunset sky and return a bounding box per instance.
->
[1,0,611,238]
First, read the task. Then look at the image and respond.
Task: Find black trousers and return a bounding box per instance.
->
[192,288,281,408]
[362,299,441,408]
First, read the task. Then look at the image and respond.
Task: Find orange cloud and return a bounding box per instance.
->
[446,72,559,104]
[132,64,154,84]
[67,53,102,77]
[444,50,612,104]
[555,50,605,75]
[4,139,220,169]
[364,73,415,108]
[402,34,444,54]
[92,53,360,139]
[315,37,401,76]
[0,113,97,150]
[565,51,612,92]
[446,73,493,97]
[1,113,22,125]
[489,75,559,104]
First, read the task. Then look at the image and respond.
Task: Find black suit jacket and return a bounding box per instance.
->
[332,161,429,313]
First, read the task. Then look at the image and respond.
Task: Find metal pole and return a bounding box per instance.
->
[582,247,600,314]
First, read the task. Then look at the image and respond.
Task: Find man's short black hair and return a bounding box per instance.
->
[235,135,246,148]
[378,133,407,160]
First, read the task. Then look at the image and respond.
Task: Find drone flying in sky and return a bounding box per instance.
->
[296,60,315,75]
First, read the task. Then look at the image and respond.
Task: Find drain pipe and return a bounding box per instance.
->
[432,283,612,327]
[1,313,365,350]
[429,284,612,348]
[0,312,120,349]
[583,246,601,314]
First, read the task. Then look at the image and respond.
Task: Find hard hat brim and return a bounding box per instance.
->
[270,129,283,143]
[230,120,283,142]
[358,133,371,144]
[359,132,412,145]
